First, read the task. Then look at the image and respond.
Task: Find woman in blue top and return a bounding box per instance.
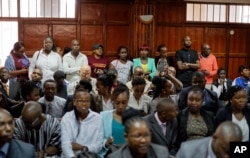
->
[100,84,130,157]
[133,44,156,81]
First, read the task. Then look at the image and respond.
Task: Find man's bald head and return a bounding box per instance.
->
[0,108,12,118]
[22,101,42,120]
[157,98,178,122]
[0,108,14,145]
[79,65,91,80]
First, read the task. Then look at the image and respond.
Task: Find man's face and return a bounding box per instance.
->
[94,47,103,56]
[201,44,211,57]
[80,68,91,80]
[133,68,145,79]
[0,111,14,144]
[0,68,10,82]
[192,76,206,89]
[31,69,42,82]
[73,91,90,115]
[240,68,250,78]
[211,132,230,158]
[183,36,192,48]
[161,105,178,122]
[44,82,56,99]
[71,40,80,54]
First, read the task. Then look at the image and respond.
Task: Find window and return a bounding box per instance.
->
[229,5,250,23]
[20,0,75,18]
[186,3,226,22]
[0,0,17,17]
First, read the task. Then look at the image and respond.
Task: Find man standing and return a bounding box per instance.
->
[176,36,200,87]
[199,43,218,90]
[63,39,88,84]
[0,108,36,158]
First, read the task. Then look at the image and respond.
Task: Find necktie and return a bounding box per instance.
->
[3,84,9,95]
[161,123,166,136]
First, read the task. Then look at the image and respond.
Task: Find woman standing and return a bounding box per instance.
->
[29,36,63,83]
[5,41,30,100]
[109,46,133,84]
[215,86,250,141]
[100,84,130,157]
[133,45,156,81]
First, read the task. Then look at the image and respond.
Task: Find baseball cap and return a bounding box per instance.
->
[92,44,103,50]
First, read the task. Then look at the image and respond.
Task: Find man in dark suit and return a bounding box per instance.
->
[0,108,36,158]
[176,121,242,158]
[178,71,219,115]
[144,98,178,156]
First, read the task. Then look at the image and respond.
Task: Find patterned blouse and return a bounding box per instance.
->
[186,114,208,141]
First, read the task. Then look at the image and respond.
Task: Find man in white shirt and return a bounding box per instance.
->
[38,79,66,118]
[63,39,88,84]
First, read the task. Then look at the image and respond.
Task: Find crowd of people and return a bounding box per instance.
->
[0,35,250,158]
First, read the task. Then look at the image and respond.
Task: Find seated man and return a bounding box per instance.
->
[30,68,43,97]
[176,121,243,158]
[67,65,97,95]
[144,98,178,156]
[178,71,219,115]
[0,108,36,158]
[38,79,66,118]
[0,67,10,97]
[13,101,61,157]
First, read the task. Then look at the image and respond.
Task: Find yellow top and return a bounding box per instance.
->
[141,63,148,73]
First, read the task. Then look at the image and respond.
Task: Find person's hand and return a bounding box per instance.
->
[105,136,114,148]
[201,69,210,75]
[20,68,28,74]
[96,69,104,75]
[219,78,225,85]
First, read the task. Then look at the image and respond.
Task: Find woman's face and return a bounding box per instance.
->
[187,91,203,114]
[73,91,90,115]
[14,46,25,57]
[43,37,54,52]
[119,48,128,60]
[140,49,148,58]
[96,80,107,95]
[132,85,145,99]
[160,46,168,58]
[163,81,174,96]
[231,89,247,111]
[114,92,129,114]
[126,121,151,155]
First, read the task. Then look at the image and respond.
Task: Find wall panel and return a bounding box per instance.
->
[80,3,105,22]
[107,4,130,22]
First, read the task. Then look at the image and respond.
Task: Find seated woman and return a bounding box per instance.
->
[61,88,103,157]
[107,116,170,158]
[133,44,156,81]
[177,87,215,148]
[215,85,250,141]
[100,84,129,157]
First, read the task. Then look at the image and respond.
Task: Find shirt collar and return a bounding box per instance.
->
[154,112,166,126]
[0,142,10,156]
[207,139,216,158]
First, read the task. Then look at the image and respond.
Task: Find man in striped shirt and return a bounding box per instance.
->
[13,101,61,158]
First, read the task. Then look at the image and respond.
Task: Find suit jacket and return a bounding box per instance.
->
[107,143,169,158]
[143,113,178,155]
[176,137,211,158]
[178,86,219,115]
[7,139,36,158]
[133,58,156,80]
[177,108,215,149]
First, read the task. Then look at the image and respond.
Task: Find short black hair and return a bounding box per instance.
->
[111,84,129,102]
[21,81,39,101]
[238,65,248,73]
[75,80,93,92]
[157,44,166,52]
[132,77,146,86]
[53,70,66,79]
[122,107,143,125]
[226,85,244,100]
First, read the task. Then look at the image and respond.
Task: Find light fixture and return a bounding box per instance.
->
[138,15,154,24]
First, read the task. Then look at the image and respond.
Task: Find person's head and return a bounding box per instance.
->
[211,121,242,158]
[152,76,174,99]
[0,67,9,83]
[156,98,178,122]
[96,74,113,95]
[112,84,130,115]
[63,47,72,56]
[133,66,145,79]
[0,108,14,146]
[92,43,104,57]
[21,81,40,102]
[157,44,168,58]
[201,43,211,57]
[139,44,149,58]
[56,46,63,56]
[75,80,92,93]
[73,89,91,116]
[31,68,43,83]
[227,86,247,111]
[43,36,55,53]
[71,39,80,55]
[79,65,91,80]
[217,68,227,80]
[124,117,151,156]
[53,70,65,87]
[238,65,250,78]
[117,46,129,60]
[21,101,44,130]
[11,41,25,57]
[43,79,57,101]
[192,71,206,89]
[132,77,146,100]
[183,36,192,49]
[187,87,204,114]
[107,68,118,85]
